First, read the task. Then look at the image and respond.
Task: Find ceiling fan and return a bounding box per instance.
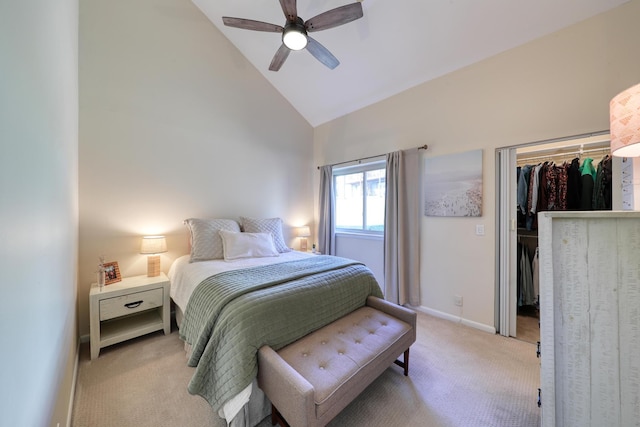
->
[222,0,364,71]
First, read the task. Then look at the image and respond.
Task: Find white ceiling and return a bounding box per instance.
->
[193,0,628,127]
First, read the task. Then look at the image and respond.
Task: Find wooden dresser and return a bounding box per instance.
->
[537,211,640,427]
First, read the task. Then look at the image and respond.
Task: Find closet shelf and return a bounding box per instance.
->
[517,141,610,167]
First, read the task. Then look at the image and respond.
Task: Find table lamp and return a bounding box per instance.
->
[140,235,167,277]
[296,226,311,252]
[611,83,640,157]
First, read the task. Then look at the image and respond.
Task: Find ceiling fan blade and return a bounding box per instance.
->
[305,2,363,32]
[306,37,339,70]
[279,0,297,21]
[222,17,283,33]
[269,44,291,71]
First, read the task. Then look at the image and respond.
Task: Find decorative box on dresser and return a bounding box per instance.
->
[537,211,640,427]
[89,273,171,359]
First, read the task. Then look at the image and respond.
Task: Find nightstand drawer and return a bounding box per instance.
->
[99,288,163,321]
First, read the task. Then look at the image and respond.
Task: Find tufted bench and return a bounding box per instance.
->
[257,296,416,427]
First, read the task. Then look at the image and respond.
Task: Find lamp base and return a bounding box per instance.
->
[147,255,161,277]
[299,237,308,252]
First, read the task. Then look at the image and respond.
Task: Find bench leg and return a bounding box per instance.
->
[393,348,410,376]
[271,404,290,427]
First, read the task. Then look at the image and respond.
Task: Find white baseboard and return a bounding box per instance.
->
[65,342,80,427]
[412,305,496,335]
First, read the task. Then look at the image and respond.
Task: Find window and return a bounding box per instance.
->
[334,161,386,233]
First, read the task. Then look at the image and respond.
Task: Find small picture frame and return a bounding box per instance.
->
[103,261,121,285]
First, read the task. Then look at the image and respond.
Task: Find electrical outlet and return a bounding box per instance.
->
[454,295,463,306]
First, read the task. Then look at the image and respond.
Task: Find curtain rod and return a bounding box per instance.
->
[317,144,428,170]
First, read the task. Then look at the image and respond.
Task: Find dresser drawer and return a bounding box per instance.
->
[100,287,163,321]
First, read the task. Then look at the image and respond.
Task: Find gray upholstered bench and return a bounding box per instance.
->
[257,296,417,427]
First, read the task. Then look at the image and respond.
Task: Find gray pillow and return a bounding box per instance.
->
[184,218,241,262]
[240,216,291,253]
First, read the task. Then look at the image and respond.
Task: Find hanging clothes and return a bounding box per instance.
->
[532,247,539,306]
[517,165,532,215]
[526,166,539,230]
[516,167,525,228]
[517,165,535,230]
[537,163,549,215]
[579,158,596,210]
[518,243,535,307]
[556,164,568,210]
[593,155,612,210]
[566,158,582,210]
[529,163,543,216]
[516,154,611,232]
[602,155,613,209]
[545,163,559,210]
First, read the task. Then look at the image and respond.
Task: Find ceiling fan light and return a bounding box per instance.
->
[283,27,307,50]
[283,18,308,51]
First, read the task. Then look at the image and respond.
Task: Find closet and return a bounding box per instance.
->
[514,140,612,344]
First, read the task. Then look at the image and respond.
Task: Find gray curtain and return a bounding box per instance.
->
[318,165,335,255]
[384,149,420,305]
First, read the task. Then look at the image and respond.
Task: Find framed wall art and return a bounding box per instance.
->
[423,149,483,217]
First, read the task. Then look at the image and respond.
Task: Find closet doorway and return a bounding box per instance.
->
[496,131,620,344]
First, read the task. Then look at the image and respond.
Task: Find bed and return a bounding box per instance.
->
[168,218,383,426]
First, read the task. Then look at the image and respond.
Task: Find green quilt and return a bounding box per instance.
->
[179,255,383,412]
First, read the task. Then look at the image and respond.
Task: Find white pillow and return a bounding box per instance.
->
[184,218,241,262]
[219,230,280,261]
[240,216,291,253]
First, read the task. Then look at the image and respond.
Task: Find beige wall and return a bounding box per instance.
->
[0,1,79,426]
[78,0,314,337]
[314,0,640,330]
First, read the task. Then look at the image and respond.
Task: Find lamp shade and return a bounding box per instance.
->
[610,83,640,157]
[296,226,311,238]
[140,235,167,254]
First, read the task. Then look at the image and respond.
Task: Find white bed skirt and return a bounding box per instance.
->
[175,304,271,427]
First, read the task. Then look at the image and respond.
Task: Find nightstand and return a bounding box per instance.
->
[89,272,170,359]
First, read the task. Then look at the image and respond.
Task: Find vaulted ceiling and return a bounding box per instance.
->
[193,0,628,127]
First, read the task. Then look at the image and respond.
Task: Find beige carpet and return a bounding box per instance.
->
[516,314,540,345]
[71,312,541,427]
